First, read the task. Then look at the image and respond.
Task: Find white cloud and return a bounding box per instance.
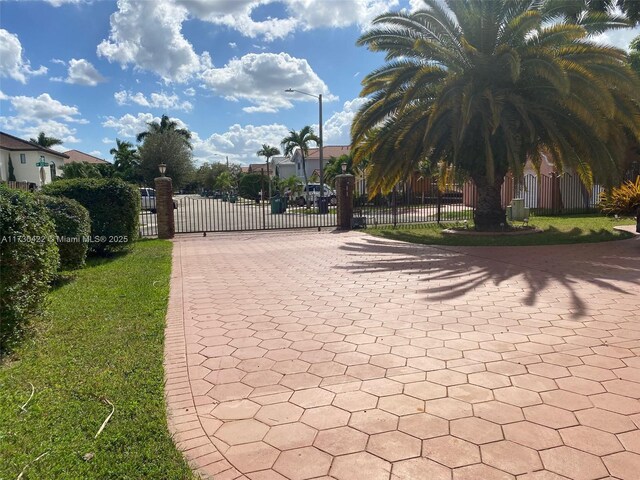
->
[97,0,205,83]
[184,87,196,97]
[0,93,86,144]
[0,90,8,101]
[102,112,189,138]
[0,29,47,83]
[176,0,398,41]
[200,52,336,113]
[591,26,640,51]
[114,90,193,111]
[191,123,291,165]
[65,58,106,86]
[102,137,113,144]
[323,97,368,145]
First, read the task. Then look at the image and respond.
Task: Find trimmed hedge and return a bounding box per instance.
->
[1,185,60,352]
[39,195,91,269]
[42,178,140,254]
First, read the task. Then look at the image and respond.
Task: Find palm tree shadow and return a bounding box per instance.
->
[337,237,640,318]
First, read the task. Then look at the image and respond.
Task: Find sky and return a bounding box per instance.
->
[1,0,638,166]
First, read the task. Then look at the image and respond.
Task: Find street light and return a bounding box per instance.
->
[284,88,324,202]
[213,153,229,169]
[158,162,166,176]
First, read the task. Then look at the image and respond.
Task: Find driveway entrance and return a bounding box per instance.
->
[166,231,640,479]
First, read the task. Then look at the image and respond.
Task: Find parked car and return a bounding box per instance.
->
[288,183,337,207]
[140,187,177,212]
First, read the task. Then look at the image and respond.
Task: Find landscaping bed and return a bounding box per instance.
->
[367,214,636,247]
[0,240,195,479]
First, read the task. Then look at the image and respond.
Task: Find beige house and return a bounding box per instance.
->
[0,131,68,188]
[275,145,351,180]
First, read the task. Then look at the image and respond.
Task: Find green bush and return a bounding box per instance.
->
[1,185,60,352]
[599,176,640,216]
[239,173,265,200]
[39,195,91,269]
[42,178,140,254]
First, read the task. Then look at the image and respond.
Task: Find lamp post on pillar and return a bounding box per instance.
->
[155,162,174,239]
[284,88,324,205]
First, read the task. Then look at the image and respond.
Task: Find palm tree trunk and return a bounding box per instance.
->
[473,174,507,231]
[301,154,309,206]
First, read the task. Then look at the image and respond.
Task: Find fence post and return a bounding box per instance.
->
[336,174,355,230]
[392,185,398,228]
[155,176,174,239]
[436,187,442,225]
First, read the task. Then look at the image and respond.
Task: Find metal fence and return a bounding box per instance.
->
[173,195,337,234]
[480,173,604,215]
[354,172,605,228]
[353,178,472,228]
[139,203,158,237]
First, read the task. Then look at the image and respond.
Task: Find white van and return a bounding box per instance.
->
[140,187,177,212]
[140,187,156,211]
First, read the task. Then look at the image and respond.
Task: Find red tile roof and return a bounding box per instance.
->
[0,131,69,158]
[306,145,351,160]
[64,149,110,164]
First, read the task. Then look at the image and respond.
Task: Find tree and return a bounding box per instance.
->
[30,132,63,148]
[281,126,319,205]
[138,130,195,189]
[352,0,640,230]
[136,114,192,149]
[631,35,640,75]
[257,144,280,198]
[110,139,140,183]
[62,162,103,179]
[544,0,640,25]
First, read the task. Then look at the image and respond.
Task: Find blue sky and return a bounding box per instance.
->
[1,0,638,166]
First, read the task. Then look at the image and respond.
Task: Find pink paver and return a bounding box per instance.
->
[165,231,640,479]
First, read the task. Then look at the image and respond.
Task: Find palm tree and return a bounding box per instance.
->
[30,132,63,148]
[110,138,140,182]
[352,0,640,230]
[257,144,280,198]
[110,139,139,171]
[281,126,319,206]
[136,114,192,149]
[544,0,640,24]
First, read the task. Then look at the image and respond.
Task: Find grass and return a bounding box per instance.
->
[368,214,636,247]
[0,241,196,480]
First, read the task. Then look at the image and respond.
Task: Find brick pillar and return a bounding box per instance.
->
[336,174,355,230]
[155,176,174,239]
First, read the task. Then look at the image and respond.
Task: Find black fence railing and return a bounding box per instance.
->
[173,194,337,234]
[353,179,471,228]
[139,204,158,237]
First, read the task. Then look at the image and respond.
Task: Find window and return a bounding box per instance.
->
[50,163,57,179]
[40,155,45,162]
[148,189,156,197]
[20,154,26,164]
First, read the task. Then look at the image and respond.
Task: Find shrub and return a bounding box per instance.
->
[1,185,60,352]
[239,173,265,200]
[42,178,140,254]
[599,176,640,216]
[39,195,91,269]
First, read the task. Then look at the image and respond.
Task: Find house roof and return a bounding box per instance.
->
[64,149,110,165]
[248,163,270,173]
[0,131,69,158]
[306,145,351,160]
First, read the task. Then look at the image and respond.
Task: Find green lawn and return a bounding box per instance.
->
[0,241,196,480]
[368,214,636,247]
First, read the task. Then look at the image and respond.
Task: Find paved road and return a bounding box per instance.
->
[165,230,640,480]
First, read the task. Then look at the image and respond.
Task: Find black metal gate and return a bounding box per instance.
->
[172,195,337,234]
[353,179,472,228]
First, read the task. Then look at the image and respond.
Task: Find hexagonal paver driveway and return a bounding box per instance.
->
[165,231,640,480]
